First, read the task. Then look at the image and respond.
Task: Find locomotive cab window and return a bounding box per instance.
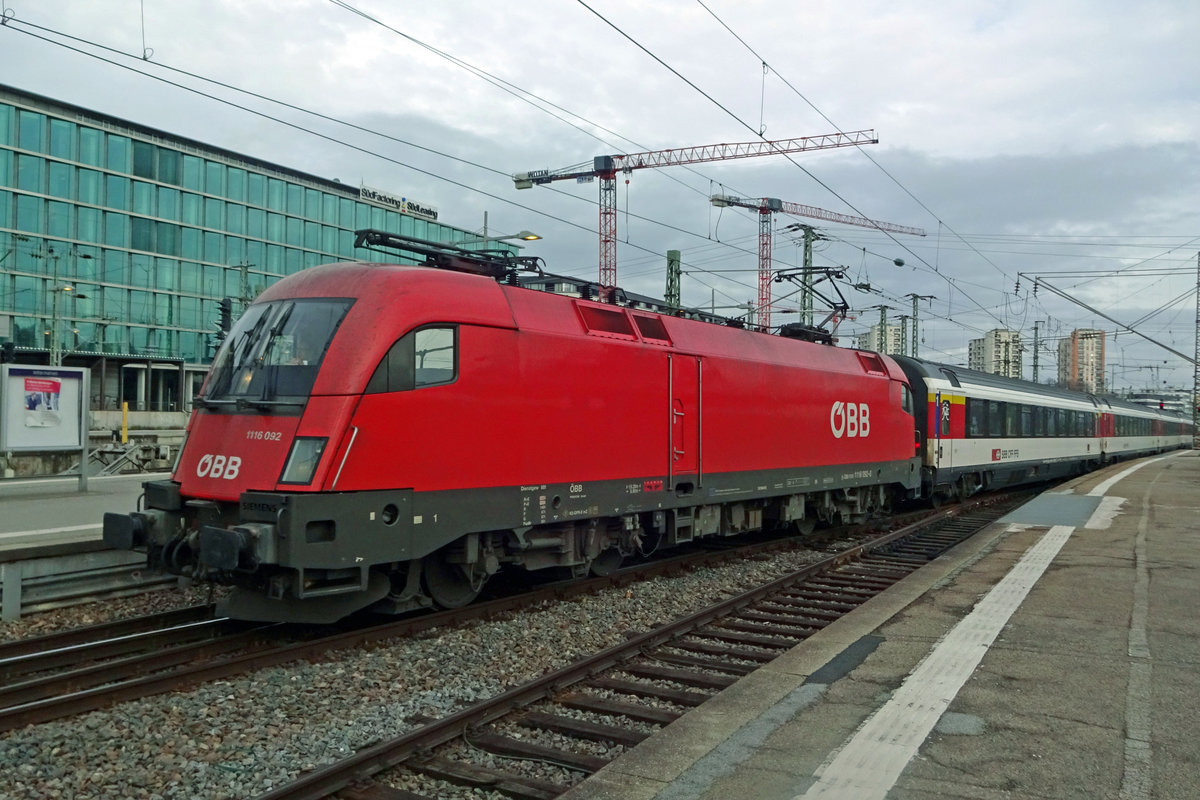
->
[367,326,458,393]
[201,298,353,408]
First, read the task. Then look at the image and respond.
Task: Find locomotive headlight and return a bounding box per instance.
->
[280,437,328,485]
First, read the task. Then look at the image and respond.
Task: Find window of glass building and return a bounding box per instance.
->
[158,149,180,185]
[78,127,103,166]
[226,203,245,234]
[132,141,155,179]
[105,175,130,210]
[182,155,203,191]
[77,206,100,243]
[0,104,12,145]
[247,207,265,238]
[18,110,45,149]
[182,192,201,225]
[286,216,301,245]
[77,248,99,280]
[157,186,180,220]
[77,168,100,204]
[16,154,43,192]
[155,257,177,291]
[49,119,74,159]
[107,135,130,172]
[0,149,10,186]
[103,285,127,317]
[157,222,179,256]
[286,184,303,216]
[246,239,264,268]
[48,162,72,198]
[133,181,155,216]
[267,212,284,243]
[0,191,9,230]
[14,275,37,313]
[102,249,125,283]
[205,197,224,227]
[267,178,285,210]
[227,167,246,201]
[132,217,153,251]
[204,231,223,262]
[226,236,244,264]
[247,173,265,207]
[15,194,42,233]
[180,259,200,293]
[179,295,199,327]
[180,228,201,263]
[47,201,71,238]
[205,161,224,195]
[104,212,128,247]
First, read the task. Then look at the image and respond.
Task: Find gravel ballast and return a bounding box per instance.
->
[0,546,837,799]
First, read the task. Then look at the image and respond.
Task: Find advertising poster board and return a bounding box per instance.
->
[0,365,89,452]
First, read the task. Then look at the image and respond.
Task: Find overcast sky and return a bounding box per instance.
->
[3,0,1198,391]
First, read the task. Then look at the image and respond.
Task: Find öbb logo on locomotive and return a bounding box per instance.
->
[196,453,242,480]
[830,401,871,439]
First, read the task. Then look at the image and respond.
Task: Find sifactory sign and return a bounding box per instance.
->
[359,185,439,221]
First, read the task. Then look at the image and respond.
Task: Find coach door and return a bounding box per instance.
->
[669,354,702,491]
[934,390,952,469]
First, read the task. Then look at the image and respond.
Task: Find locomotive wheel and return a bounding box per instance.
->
[422,552,483,609]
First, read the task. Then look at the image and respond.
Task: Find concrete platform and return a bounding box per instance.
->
[0,472,165,558]
[564,450,1199,800]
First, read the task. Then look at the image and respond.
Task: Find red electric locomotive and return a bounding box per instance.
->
[105,232,923,622]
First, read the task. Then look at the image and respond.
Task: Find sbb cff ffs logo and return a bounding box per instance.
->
[830,402,871,438]
[197,453,242,480]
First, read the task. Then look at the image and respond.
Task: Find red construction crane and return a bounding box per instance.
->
[514,130,878,300]
[710,194,925,330]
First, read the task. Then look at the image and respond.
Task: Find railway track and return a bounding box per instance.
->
[0,491,1025,763]
[0,500,923,733]
[253,491,1031,800]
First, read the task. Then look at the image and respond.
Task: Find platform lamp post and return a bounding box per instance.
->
[453,229,542,248]
[48,252,92,367]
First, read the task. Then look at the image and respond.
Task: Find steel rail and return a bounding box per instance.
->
[255,495,1023,800]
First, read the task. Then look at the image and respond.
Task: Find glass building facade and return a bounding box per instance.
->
[0,84,479,411]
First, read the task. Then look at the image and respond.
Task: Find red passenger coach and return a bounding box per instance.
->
[105,232,922,622]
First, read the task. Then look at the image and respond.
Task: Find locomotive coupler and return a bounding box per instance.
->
[199,522,278,571]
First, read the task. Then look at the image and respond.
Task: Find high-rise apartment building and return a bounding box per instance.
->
[1057,328,1106,393]
[855,323,904,355]
[0,84,487,412]
[967,329,1022,378]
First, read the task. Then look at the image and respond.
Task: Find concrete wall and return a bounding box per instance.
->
[1,410,187,478]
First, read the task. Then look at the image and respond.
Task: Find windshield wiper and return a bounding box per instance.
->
[193,395,235,410]
[235,397,304,413]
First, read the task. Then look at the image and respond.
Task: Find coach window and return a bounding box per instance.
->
[1021,405,1033,436]
[967,398,985,437]
[987,401,1004,438]
[1045,408,1056,437]
[1005,403,1020,437]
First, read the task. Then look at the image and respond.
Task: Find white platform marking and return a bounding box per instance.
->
[797,453,1174,800]
[796,524,1075,800]
[0,523,100,541]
